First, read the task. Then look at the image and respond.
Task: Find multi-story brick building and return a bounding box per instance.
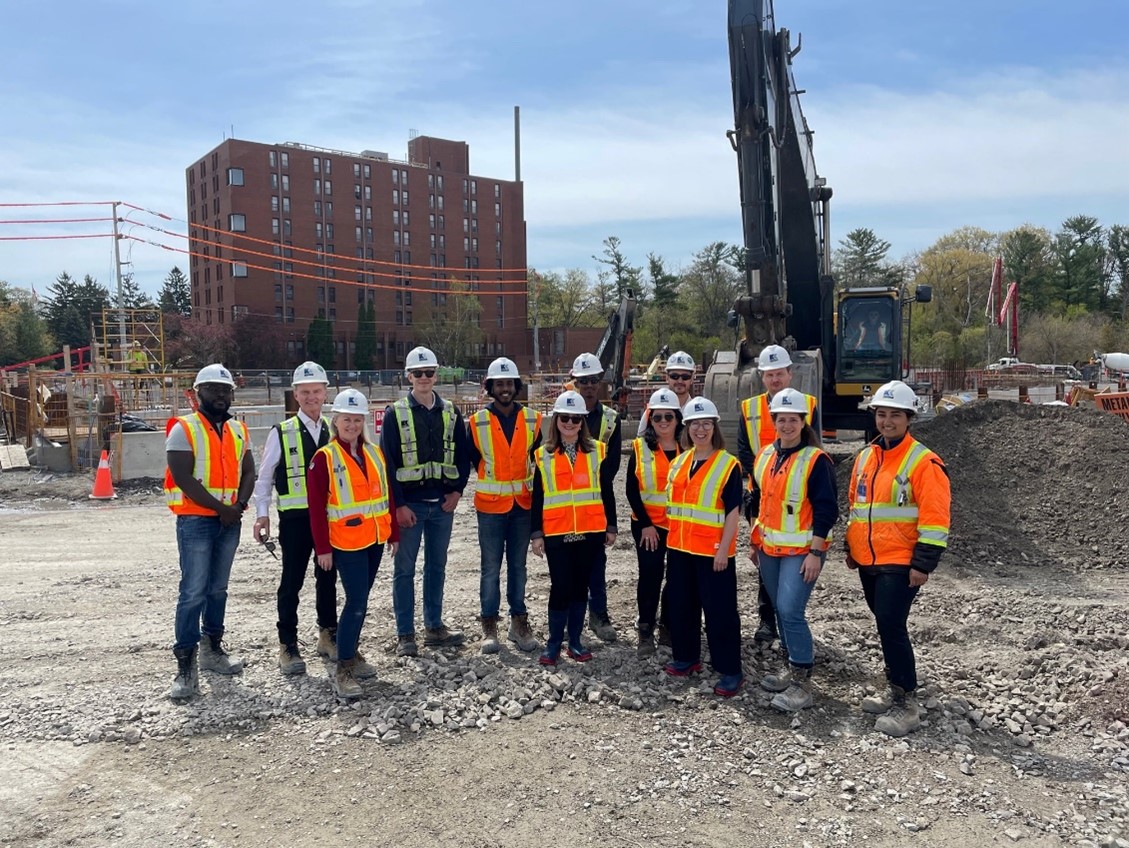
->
[185,135,528,370]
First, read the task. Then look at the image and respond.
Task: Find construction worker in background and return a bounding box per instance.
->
[569,352,622,642]
[853,306,890,351]
[845,380,951,738]
[736,344,819,647]
[128,341,149,374]
[468,357,543,655]
[529,391,618,667]
[307,389,399,699]
[748,388,838,712]
[381,346,472,657]
[164,364,255,700]
[252,361,341,677]
[663,397,745,698]
[636,350,696,437]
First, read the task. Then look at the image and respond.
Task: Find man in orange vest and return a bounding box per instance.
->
[468,357,543,654]
[165,364,256,700]
[736,345,819,647]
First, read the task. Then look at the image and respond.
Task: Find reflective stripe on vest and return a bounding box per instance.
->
[393,397,458,483]
[276,417,312,511]
[471,406,539,504]
[666,450,739,557]
[535,441,607,536]
[849,441,946,544]
[321,440,392,550]
[632,437,678,528]
[595,406,618,444]
[164,413,248,514]
[752,444,823,552]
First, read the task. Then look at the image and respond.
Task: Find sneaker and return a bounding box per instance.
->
[507,614,539,652]
[875,688,922,737]
[589,612,618,643]
[566,645,593,663]
[861,684,896,715]
[637,625,656,658]
[713,674,745,698]
[396,633,419,657]
[480,616,501,655]
[316,628,338,662]
[538,650,559,667]
[169,647,199,699]
[663,660,702,677]
[424,625,466,647]
[753,621,777,645]
[199,633,243,675]
[352,650,377,679]
[278,643,306,676]
[331,659,362,700]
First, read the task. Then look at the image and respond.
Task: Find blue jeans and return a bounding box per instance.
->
[174,516,241,651]
[392,501,455,635]
[478,506,531,618]
[334,544,383,662]
[757,551,817,666]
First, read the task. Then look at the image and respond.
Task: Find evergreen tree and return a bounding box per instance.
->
[835,228,893,288]
[354,299,377,370]
[1000,226,1055,314]
[1052,216,1106,313]
[648,253,679,310]
[593,236,643,302]
[158,266,192,316]
[306,316,335,369]
[43,272,108,349]
[118,273,149,309]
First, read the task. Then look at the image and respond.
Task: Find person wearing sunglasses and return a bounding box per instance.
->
[663,397,744,698]
[568,352,622,643]
[625,388,684,657]
[635,350,696,437]
[380,346,472,657]
[736,344,820,649]
[529,391,618,666]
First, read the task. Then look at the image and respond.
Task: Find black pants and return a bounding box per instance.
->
[858,567,921,693]
[631,520,670,630]
[546,536,600,611]
[276,511,338,645]
[666,549,742,676]
[757,571,777,631]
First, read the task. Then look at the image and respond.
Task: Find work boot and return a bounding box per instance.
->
[567,602,593,661]
[331,658,363,700]
[655,623,672,648]
[480,616,501,655]
[760,663,791,693]
[753,620,778,645]
[771,665,813,712]
[875,687,922,737]
[317,628,338,662]
[199,633,243,675]
[352,650,377,679]
[637,624,656,658]
[589,611,618,642]
[278,643,306,676]
[507,614,539,652]
[861,683,896,715]
[539,610,567,666]
[424,625,466,647]
[169,647,199,699]
[396,633,419,657]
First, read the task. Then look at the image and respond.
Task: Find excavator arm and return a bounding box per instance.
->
[594,290,637,392]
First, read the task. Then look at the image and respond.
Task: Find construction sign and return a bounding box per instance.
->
[1095,392,1129,423]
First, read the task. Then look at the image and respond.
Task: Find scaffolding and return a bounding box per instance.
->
[93,308,166,375]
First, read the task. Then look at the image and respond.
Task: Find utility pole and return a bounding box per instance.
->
[532,272,541,372]
[111,202,127,364]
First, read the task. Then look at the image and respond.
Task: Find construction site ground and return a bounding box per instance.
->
[1,400,1127,848]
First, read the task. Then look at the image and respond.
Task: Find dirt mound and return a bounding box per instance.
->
[837,400,1129,570]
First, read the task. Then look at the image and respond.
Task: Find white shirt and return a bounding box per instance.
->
[252,409,325,518]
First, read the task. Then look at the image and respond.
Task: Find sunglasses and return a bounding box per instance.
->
[557,414,584,425]
[573,376,602,385]
[667,372,693,381]
[410,369,436,379]
[650,412,677,423]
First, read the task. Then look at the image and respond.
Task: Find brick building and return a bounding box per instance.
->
[185,135,528,370]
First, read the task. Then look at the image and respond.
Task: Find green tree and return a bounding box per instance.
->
[999,225,1055,314]
[354,300,378,370]
[533,269,600,328]
[158,266,192,316]
[1105,224,1129,320]
[1052,215,1107,313]
[678,242,743,338]
[42,272,110,349]
[593,236,643,302]
[420,280,483,368]
[0,284,54,366]
[117,273,151,309]
[306,315,335,369]
[834,228,895,288]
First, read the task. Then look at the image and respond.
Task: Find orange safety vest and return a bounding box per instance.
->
[751,444,825,556]
[631,437,680,529]
[846,434,950,567]
[666,450,739,557]
[534,441,607,537]
[317,439,393,552]
[164,413,249,516]
[470,405,542,513]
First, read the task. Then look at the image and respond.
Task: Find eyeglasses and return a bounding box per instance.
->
[650,412,677,423]
[557,414,584,425]
[688,419,715,429]
[574,376,602,386]
[410,369,436,379]
[667,372,693,381]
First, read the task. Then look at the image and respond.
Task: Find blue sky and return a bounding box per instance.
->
[1,0,1126,298]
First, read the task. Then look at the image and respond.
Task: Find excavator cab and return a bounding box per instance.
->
[834,286,932,396]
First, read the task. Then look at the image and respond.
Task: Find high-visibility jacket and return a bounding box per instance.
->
[666,450,739,557]
[631,438,680,529]
[393,396,458,484]
[274,416,327,512]
[846,434,950,567]
[128,350,148,373]
[741,391,818,456]
[470,405,541,513]
[751,444,826,556]
[534,442,607,537]
[593,406,618,444]
[164,413,249,516]
[317,439,392,551]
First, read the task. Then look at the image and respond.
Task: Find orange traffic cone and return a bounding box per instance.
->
[90,450,117,500]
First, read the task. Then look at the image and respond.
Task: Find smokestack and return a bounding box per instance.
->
[514,106,521,182]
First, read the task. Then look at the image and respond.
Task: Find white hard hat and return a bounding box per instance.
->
[330,388,369,414]
[570,352,604,378]
[868,380,918,412]
[486,357,520,381]
[292,361,329,386]
[769,387,810,416]
[665,350,695,372]
[681,396,720,422]
[552,390,588,416]
[757,344,793,371]
[647,388,682,411]
[405,346,439,372]
[193,363,236,389]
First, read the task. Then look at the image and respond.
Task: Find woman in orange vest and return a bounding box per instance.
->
[749,389,838,712]
[529,391,618,666]
[625,388,683,658]
[663,397,744,697]
[846,380,950,738]
[308,389,399,700]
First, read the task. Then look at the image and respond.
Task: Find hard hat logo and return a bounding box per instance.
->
[417,352,427,361]
[500,363,509,371]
